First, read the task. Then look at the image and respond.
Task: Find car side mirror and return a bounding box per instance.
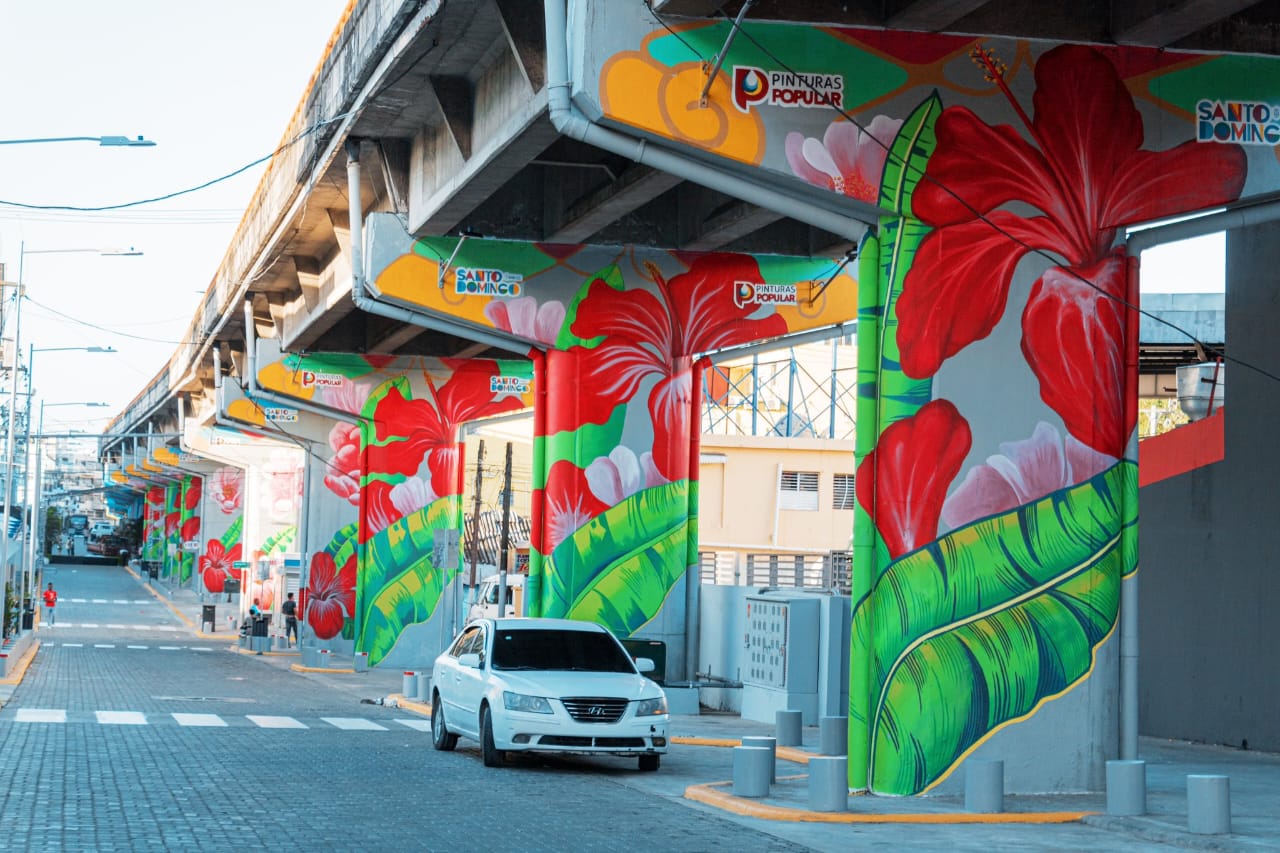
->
[634,657,655,674]
[458,653,481,669]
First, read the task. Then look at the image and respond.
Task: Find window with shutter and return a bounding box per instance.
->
[779,470,819,511]
[833,474,855,510]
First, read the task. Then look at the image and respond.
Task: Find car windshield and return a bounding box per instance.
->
[491,629,635,673]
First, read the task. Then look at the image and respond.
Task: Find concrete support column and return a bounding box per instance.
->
[965,759,1004,813]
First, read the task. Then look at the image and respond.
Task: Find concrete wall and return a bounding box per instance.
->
[1138,220,1280,753]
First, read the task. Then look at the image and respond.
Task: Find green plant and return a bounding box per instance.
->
[2,582,17,638]
[44,507,64,555]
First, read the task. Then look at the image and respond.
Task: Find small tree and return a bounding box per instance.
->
[44,507,64,556]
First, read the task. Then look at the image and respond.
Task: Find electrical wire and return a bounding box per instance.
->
[652,5,1276,384]
[23,297,196,345]
[0,113,351,213]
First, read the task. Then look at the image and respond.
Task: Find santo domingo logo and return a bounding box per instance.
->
[455,267,523,297]
[734,281,797,308]
[490,375,530,395]
[732,66,843,114]
[1197,99,1280,145]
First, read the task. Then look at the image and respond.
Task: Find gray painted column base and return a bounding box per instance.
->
[965,759,1004,813]
[819,716,847,756]
[733,746,772,798]
[775,709,802,747]
[272,636,289,651]
[1106,760,1147,816]
[1187,774,1231,835]
[741,736,778,782]
[416,672,432,701]
[808,755,849,812]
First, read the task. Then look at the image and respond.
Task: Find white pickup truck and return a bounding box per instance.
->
[467,573,526,622]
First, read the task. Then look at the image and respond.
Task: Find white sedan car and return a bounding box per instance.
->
[430,618,669,770]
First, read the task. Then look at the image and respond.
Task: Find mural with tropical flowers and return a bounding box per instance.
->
[576,16,1274,794]
[198,467,244,596]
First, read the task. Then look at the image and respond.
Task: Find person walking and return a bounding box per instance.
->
[42,583,58,626]
[281,592,299,647]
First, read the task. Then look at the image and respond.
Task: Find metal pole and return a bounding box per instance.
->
[1,243,25,631]
[495,443,513,619]
[467,439,485,598]
[18,344,34,613]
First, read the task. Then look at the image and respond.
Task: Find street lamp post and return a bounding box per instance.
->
[0,245,139,635]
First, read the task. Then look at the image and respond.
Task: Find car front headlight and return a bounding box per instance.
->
[634,696,667,716]
[503,691,553,714]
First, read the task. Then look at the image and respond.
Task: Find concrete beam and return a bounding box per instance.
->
[1112,0,1259,47]
[430,75,475,160]
[495,0,545,93]
[885,0,994,31]
[683,201,786,251]
[546,165,683,243]
[374,139,411,214]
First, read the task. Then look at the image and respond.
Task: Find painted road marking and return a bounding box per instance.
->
[248,715,307,729]
[173,713,227,727]
[112,600,129,604]
[157,626,179,632]
[126,645,149,650]
[106,624,126,629]
[94,644,116,649]
[159,646,182,650]
[322,717,388,731]
[394,719,432,732]
[97,711,147,725]
[131,625,152,630]
[91,599,108,604]
[190,647,213,652]
[69,598,87,603]
[16,709,67,723]
[80,623,100,628]
[61,643,83,648]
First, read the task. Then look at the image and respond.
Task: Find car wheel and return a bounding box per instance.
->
[481,705,504,767]
[638,753,660,772]
[431,693,457,751]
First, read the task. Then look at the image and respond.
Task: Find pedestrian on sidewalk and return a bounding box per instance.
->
[42,583,58,626]
[281,592,298,647]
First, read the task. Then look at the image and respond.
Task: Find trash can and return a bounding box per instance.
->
[250,615,270,653]
[21,607,34,631]
[201,604,216,633]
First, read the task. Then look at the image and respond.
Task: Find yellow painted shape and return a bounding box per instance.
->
[227,397,266,427]
[375,253,492,325]
[258,360,317,400]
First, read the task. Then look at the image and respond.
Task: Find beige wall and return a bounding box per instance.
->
[698,434,856,554]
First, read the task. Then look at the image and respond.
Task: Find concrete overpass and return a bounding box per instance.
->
[97,0,1279,799]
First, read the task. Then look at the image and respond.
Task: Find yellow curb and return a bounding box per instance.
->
[138,580,196,629]
[289,663,355,673]
[232,646,296,658]
[0,640,41,686]
[391,694,432,716]
[684,780,1094,824]
[669,736,811,765]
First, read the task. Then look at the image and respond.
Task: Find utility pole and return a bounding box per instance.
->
[495,442,513,619]
[467,440,485,590]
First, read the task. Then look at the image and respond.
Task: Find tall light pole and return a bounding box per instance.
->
[23,401,110,617]
[0,246,140,633]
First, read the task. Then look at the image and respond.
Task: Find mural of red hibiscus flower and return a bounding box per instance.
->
[366,361,524,496]
[306,551,356,640]
[897,44,1246,457]
[184,478,202,510]
[180,516,201,542]
[199,539,242,594]
[324,422,362,504]
[561,254,787,480]
[533,460,609,552]
[210,467,243,514]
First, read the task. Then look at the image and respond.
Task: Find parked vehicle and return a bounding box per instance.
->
[466,573,525,622]
[430,618,668,771]
[89,521,115,540]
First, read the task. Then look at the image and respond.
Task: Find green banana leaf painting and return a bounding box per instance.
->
[357,496,461,666]
[543,481,689,638]
[853,461,1137,794]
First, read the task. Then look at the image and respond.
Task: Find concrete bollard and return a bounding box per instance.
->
[416,672,432,702]
[1106,760,1147,816]
[819,716,848,756]
[732,746,771,798]
[775,709,803,747]
[273,635,289,651]
[807,755,849,812]
[318,649,331,668]
[1187,774,1231,835]
[741,736,777,782]
[354,652,369,672]
[965,759,1004,813]
[403,671,417,696]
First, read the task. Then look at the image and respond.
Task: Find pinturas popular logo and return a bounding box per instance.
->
[490,375,530,395]
[732,66,843,114]
[455,267,523,297]
[1197,99,1280,145]
[734,281,797,308]
[299,371,344,389]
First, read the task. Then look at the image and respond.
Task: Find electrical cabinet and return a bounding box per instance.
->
[742,592,821,724]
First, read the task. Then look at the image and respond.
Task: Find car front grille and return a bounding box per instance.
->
[539,736,646,748]
[561,697,628,723]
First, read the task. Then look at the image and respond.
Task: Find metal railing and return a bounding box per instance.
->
[698,550,851,594]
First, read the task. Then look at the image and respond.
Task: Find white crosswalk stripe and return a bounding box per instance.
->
[97,711,147,725]
[92,599,108,604]
[106,624,126,629]
[173,713,226,727]
[248,715,307,729]
[394,719,432,732]
[94,644,116,649]
[322,717,388,731]
[112,600,129,604]
[61,643,83,648]
[158,646,182,650]
[126,645,149,650]
[15,709,65,723]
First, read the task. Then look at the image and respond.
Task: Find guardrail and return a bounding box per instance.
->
[698,550,852,594]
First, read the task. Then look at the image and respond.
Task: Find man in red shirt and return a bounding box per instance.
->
[42,583,57,626]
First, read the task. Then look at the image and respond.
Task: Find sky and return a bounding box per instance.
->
[0,0,350,435]
[0,1,1225,436]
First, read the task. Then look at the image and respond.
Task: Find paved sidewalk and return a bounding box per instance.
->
[23,561,1280,851]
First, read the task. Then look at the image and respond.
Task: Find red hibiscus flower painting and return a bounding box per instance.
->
[856,399,971,559]
[184,479,202,511]
[180,516,201,542]
[306,551,356,640]
[897,44,1246,457]
[199,539,242,594]
[534,460,609,553]
[366,361,525,496]
[561,254,788,480]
